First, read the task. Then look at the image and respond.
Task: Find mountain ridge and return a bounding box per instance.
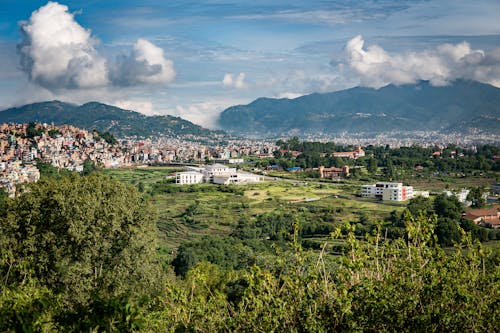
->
[218,80,500,136]
[0,101,223,138]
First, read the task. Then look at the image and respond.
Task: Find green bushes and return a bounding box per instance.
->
[148,214,500,332]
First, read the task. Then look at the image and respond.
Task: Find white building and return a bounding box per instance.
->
[176,164,260,185]
[443,189,471,205]
[176,171,204,185]
[361,182,413,201]
[213,172,261,185]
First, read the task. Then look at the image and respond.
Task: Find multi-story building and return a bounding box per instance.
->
[175,171,204,185]
[361,182,413,201]
[176,164,260,185]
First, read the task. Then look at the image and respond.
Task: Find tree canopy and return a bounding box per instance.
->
[0,174,163,330]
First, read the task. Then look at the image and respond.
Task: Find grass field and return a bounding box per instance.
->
[103,167,408,251]
[103,166,499,260]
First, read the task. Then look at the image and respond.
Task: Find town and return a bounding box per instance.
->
[0,122,277,195]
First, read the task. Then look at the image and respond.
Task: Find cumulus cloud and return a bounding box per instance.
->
[18,2,175,91]
[222,72,246,89]
[110,39,175,86]
[342,35,500,88]
[18,1,107,89]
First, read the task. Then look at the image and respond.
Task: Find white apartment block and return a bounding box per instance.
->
[176,171,204,185]
[361,182,413,201]
[176,164,260,185]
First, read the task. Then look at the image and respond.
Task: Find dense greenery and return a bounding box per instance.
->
[219,80,500,135]
[0,175,163,331]
[264,138,500,177]
[1,165,499,331]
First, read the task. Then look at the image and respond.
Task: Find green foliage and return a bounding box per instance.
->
[25,122,43,139]
[0,174,163,330]
[433,193,463,220]
[94,130,118,145]
[146,212,500,332]
[81,158,99,176]
[48,128,61,138]
[35,159,74,179]
[467,186,486,208]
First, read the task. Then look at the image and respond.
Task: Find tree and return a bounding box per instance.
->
[467,186,486,208]
[81,158,98,176]
[435,217,461,246]
[26,122,43,139]
[0,174,163,329]
[406,196,433,217]
[367,157,378,174]
[433,194,462,220]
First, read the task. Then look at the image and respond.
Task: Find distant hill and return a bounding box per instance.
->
[0,101,223,138]
[218,80,500,136]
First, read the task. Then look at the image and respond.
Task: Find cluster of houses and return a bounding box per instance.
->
[0,162,40,197]
[175,164,261,185]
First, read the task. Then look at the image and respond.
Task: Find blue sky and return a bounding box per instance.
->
[0,0,499,127]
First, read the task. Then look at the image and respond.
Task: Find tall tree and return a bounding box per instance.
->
[0,174,163,329]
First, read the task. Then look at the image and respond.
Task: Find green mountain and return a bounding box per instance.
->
[0,101,223,138]
[218,80,500,136]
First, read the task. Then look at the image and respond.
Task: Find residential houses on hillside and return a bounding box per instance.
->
[0,123,276,195]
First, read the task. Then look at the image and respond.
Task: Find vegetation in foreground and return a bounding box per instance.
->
[1,174,499,332]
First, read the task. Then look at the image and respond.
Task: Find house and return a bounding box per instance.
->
[463,206,500,229]
[318,165,349,179]
[176,164,260,185]
[332,146,365,159]
[361,182,413,201]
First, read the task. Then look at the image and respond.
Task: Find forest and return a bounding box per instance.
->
[1,142,499,332]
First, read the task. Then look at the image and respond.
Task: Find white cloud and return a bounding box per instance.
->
[18,1,108,89]
[222,72,246,89]
[342,35,500,88]
[18,2,175,91]
[113,100,156,115]
[110,38,176,86]
[275,92,304,99]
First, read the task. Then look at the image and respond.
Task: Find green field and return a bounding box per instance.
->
[102,166,499,262]
[104,167,409,251]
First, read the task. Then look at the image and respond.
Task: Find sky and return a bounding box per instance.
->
[0,0,499,128]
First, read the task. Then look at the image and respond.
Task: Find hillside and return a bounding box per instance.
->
[218,80,500,136]
[0,101,223,138]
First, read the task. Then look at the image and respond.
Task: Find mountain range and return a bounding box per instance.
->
[0,101,222,138]
[218,80,500,136]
